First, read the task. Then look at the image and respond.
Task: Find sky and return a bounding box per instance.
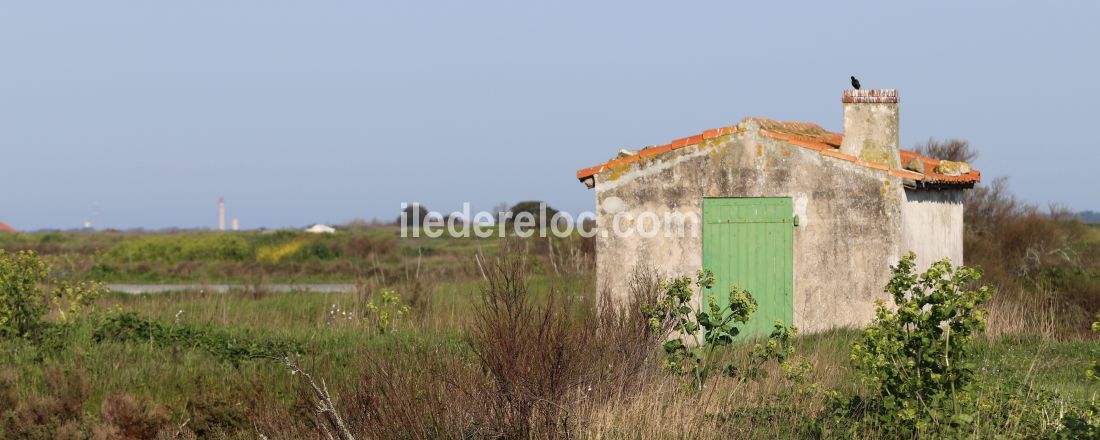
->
[2,1,1097,230]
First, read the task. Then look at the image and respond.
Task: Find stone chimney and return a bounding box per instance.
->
[840,89,900,169]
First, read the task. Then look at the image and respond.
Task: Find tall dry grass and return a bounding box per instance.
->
[291,247,662,439]
[288,247,862,439]
[966,177,1099,339]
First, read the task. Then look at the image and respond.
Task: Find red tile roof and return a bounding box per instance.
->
[575,117,981,187]
[0,221,15,233]
[897,150,981,184]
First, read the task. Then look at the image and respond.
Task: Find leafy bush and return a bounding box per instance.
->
[1,250,104,338]
[295,239,342,261]
[644,269,803,390]
[87,262,119,279]
[505,200,561,227]
[93,312,301,365]
[0,250,48,337]
[397,203,431,227]
[839,253,992,437]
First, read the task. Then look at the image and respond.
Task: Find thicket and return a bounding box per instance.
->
[966,177,1100,337]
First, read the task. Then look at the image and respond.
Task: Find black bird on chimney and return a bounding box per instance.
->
[851,76,861,90]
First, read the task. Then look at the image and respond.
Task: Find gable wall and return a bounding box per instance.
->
[900,189,965,270]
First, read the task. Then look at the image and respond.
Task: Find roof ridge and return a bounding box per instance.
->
[575,117,980,186]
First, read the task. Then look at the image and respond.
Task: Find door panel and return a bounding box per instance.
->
[702,198,794,339]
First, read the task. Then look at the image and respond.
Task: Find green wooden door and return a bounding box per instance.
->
[702,197,794,339]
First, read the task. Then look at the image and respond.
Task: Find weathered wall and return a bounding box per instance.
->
[900,189,965,270]
[593,118,905,333]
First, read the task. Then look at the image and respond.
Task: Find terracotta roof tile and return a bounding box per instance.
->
[857,160,891,172]
[898,150,982,184]
[576,117,981,187]
[819,149,858,162]
[890,168,925,180]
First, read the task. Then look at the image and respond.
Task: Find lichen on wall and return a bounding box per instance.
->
[840,102,901,169]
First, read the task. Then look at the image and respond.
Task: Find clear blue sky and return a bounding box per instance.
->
[2,1,1097,230]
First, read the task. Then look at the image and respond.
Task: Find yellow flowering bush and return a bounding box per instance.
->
[256,239,307,263]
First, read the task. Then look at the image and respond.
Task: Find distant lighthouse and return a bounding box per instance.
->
[218,197,226,231]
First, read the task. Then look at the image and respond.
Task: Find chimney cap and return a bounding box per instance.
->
[843,89,898,104]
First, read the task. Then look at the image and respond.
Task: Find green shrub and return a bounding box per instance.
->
[296,239,342,261]
[839,253,992,437]
[0,250,48,337]
[37,232,66,244]
[0,250,104,338]
[253,229,304,245]
[644,269,802,390]
[506,200,561,227]
[87,262,119,279]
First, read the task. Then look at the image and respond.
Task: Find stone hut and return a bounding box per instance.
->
[575,89,980,335]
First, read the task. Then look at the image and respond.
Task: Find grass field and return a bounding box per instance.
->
[3,281,1097,438]
[2,217,1099,438]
